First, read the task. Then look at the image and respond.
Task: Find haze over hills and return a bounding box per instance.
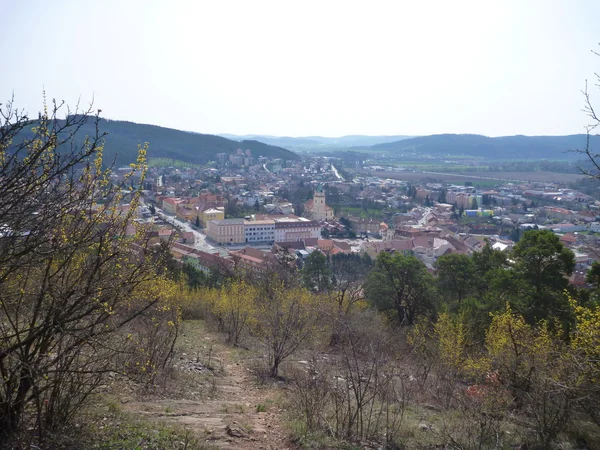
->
[219,134,414,150]
[370,133,600,160]
[18,118,299,166]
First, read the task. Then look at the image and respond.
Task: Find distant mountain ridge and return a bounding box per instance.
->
[219,134,414,149]
[370,133,600,160]
[16,118,299,166]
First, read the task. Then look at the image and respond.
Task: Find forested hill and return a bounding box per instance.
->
[220,134,414,149]
[370,133,600,160]
[44,118,299,166]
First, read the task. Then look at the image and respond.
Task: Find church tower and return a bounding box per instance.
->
[311,185,334,220]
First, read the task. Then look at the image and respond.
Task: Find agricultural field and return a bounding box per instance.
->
[366,170,586,185]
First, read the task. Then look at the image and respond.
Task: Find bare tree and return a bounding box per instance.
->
[0,98,178,441]
[578,44,600,177]
[252,283,319,378]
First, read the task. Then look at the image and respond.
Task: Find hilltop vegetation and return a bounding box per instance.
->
[371,133,600,160]
[15,117,299,167]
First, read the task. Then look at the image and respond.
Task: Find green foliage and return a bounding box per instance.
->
[371,133,600,160]
[182,262,209,290]
[510,227,521,242]
[435,253,475,305]
[364,251,435,325]
[301,251,331,293]
[587,261,600,289]
[23,117,299,167]
[511,229,575,323]
[339,216,351,229]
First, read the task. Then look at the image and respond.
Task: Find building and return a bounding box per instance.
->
[305,186,334,220]
[170,242,232,275]
[230,246,277,274]
[245,220,275,243]
[350,218,384,235]
[446,191,472,209]
[274,218,321,242]
[216,153,228,165]
[415,188,432,201]
[206,218,246,245]
[162,197,183,214]
[200,207,224,226]
[551,223,587,233]
[176,204,198,222]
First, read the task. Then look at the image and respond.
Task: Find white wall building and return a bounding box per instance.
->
[244,220,276,243]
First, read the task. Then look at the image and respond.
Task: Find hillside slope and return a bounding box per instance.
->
[371,133,600,160]
[17,118,299,166]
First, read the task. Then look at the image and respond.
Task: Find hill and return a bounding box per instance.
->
[19,118,299,166]
[371,133,600,160]
[220,134,414,150]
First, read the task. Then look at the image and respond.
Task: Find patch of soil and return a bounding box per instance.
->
[120,323,295,450]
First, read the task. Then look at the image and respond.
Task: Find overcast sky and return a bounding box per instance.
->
[1,0,599,137]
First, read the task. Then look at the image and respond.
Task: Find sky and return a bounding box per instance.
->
[1,0,599,137]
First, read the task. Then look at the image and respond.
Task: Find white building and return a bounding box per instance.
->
[244,220,276,243]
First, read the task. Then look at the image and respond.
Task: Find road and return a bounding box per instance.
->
[152,206,221,254]
[331,164,343,180]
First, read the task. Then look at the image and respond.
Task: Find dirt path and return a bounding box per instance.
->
[121,322,295,449]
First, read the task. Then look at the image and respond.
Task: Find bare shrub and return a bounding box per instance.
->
[289,310,412,447]
[0,99,180,442]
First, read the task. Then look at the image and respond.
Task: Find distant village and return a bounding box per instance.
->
[113,147,600,289]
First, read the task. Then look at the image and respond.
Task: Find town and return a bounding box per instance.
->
[118,147,600,289]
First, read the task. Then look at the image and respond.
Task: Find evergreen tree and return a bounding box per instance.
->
[510,227,521,242]
[586,261,600,289]
[301,250,331,292]
[511,229,575,323]
[364,252,435,326]
[437,188,447,204]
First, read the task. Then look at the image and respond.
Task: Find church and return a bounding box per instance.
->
[304,185,334,221]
